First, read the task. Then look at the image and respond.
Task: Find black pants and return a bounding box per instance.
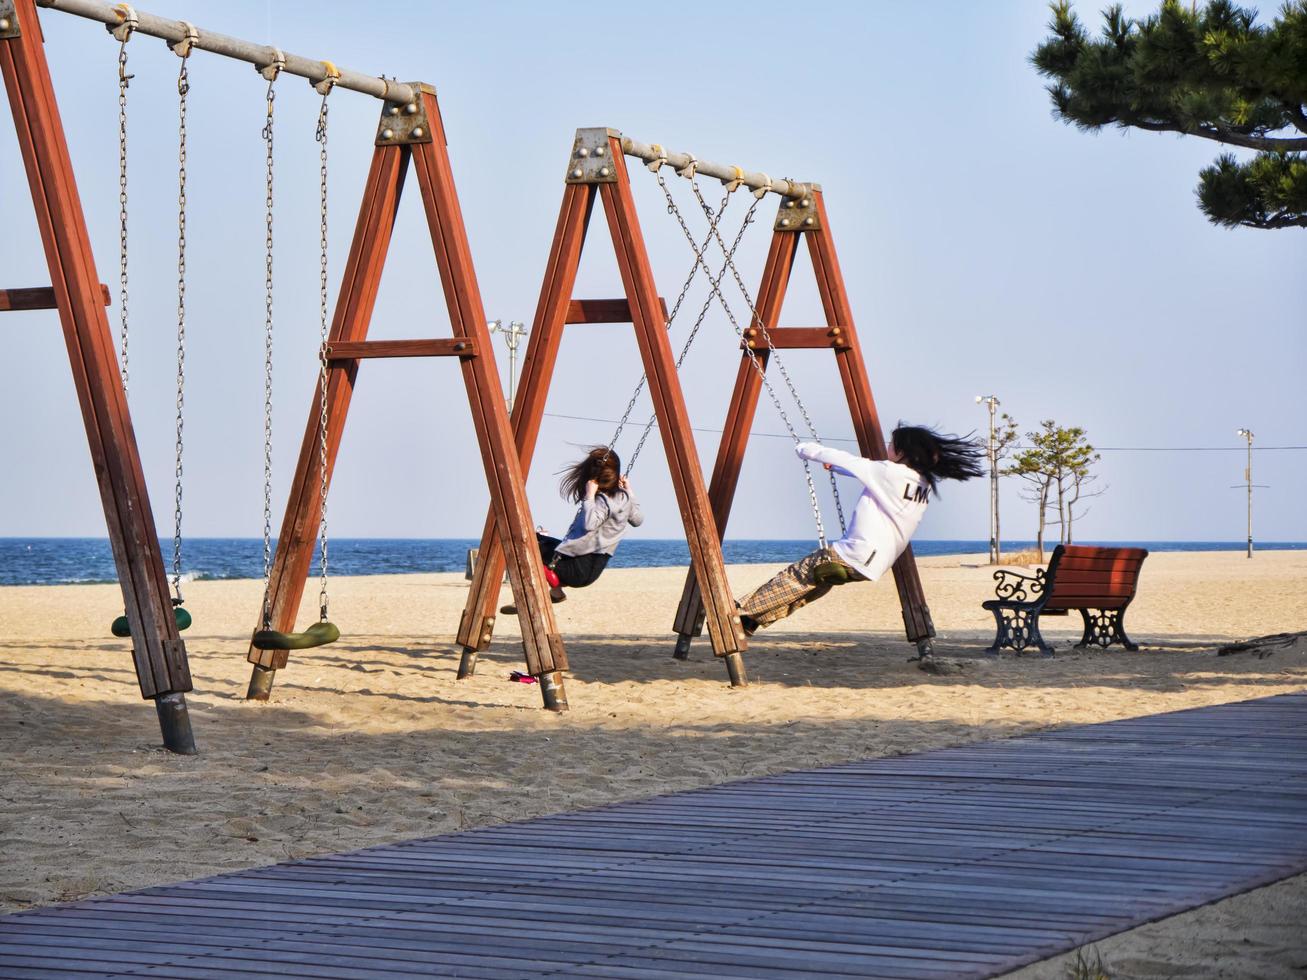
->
[538,534,610,588]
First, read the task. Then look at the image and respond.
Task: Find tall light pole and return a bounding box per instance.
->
[1236,428,1254,558]
[976,395,1000,564]
[488,319,529,412]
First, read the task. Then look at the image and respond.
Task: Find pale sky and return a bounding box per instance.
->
[2,0,1303,545]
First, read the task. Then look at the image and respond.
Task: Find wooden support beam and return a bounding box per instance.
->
[326,338,476,360]
[740,327,850,350]
[2,0,194,752]
[565,297,668,324]
[0,283,110,311]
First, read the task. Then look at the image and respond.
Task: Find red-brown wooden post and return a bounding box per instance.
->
[671,229,799,656]
[455,184,595,679]
[246,86,567,707]
[1,0,195,752]
[806,192,934,650]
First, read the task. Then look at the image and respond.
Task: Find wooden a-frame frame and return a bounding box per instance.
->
[455,127,751,687]
[1,0,195,752]
[670,192,936,659]
[243,84,571,710]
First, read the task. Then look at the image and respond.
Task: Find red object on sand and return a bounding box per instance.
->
[509,671,538,684]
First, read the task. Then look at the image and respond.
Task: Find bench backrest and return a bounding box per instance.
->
[1043,545,1149,612]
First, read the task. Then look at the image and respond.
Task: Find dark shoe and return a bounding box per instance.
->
[550,587,567,604]
[499,604,517,616]
[740,614,759,636]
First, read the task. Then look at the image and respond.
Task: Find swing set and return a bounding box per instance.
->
[457,128,936,690]
[1,0,566,750]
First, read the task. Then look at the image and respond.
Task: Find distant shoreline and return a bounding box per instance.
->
[1,540,1303,589]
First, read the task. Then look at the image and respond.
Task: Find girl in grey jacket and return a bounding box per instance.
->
[534,446,643,603]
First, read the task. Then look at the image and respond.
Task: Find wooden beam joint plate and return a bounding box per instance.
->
[565,127,621,184]
[0,0,21,39]
[376,82,435,146]
[774,194,820,232]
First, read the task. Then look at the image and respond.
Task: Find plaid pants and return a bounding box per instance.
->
[737,547,865,630]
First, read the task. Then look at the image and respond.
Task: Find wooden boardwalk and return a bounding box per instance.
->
[3,692,1305,979]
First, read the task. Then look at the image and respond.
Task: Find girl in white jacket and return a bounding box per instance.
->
[737,425,984,633]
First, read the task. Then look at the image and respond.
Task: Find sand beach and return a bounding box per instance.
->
[1,549,1305,977]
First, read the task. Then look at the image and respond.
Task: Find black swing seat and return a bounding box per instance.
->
[111,605,192,638]
[251,620,340,651]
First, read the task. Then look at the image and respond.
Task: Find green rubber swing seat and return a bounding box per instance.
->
[251,620,340,651]
[110,605,192,638]
[813,561,857,586]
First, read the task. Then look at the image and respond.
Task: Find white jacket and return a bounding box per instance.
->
[796,442,929,582]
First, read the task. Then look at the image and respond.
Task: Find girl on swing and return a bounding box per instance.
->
[503,446,643,614]
[736,424,984,634]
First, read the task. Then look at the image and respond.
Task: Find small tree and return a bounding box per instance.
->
[1006,420,1104,560]
[1031,1,1307,230]
[992,412,1020,562]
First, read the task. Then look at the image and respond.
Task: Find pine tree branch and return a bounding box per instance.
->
[1130,118,1307,151]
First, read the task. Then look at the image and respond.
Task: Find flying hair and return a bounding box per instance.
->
[558,446,623,503]
[890,424,986,496]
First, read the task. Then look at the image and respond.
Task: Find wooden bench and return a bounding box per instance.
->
[983,545,1149,655]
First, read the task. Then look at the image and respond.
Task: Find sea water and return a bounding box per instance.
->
[0,537,1302,587]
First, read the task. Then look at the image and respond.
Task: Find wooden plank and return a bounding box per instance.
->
[566,297,669,324]
[740,326,848,350]
[2,695,1305,978]
[326,338,476,359]
[0,284,110,311]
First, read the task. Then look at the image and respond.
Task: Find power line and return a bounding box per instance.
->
[541,412,1307,453]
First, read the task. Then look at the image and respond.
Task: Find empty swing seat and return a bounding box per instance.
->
[111,605,192,638]
[251,620,340,651]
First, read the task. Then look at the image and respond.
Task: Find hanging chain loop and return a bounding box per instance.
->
[259,59,280,627]
[622,178,757,474]
[113,11,134,393]
[689,179,847,537]
[604,179,732,466]
[169,36,192,604]
[315,90,333,620]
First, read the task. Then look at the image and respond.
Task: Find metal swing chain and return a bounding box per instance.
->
[260,63,280,628]
[115,30,133,393]
[658,176,829,548]
[604,168,732,459]
[688,180,847,537]
[170,43,191,605]
[314,91,332,622]
[622,177,758,473]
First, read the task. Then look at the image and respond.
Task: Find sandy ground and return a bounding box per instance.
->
[1,549,1305,977]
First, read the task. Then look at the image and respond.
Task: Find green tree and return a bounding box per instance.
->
[1031,0,1307,229]
[1006,421,1104,561]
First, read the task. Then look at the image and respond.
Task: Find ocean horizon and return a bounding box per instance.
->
[0,537,1302,587]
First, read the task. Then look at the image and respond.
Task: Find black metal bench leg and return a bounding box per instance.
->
[1028,612,1054,656]
[1115,611,1139,651]
[1077,609,1096,648]
[985,608,1008,654]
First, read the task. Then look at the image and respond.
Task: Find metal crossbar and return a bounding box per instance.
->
[36,0,417,104]
[620,135,815,201]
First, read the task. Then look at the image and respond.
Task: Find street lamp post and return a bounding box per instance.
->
[488,320,529,412]
[1236,428,1254,558]
[976,395,1000,564]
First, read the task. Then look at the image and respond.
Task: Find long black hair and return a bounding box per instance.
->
[891,424,985,496]
[558,446,622,504]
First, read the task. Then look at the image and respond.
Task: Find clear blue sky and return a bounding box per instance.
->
[2,1,1302,545]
